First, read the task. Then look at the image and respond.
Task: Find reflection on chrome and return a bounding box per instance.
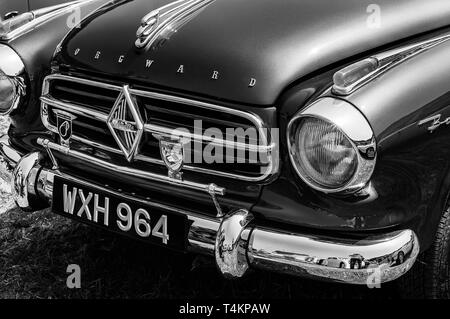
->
[0,135,420,284]
[248,228,419,284]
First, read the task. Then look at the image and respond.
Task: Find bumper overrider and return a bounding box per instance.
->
[0,135,419,284]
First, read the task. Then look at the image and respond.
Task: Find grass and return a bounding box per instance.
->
[0,207,402,299]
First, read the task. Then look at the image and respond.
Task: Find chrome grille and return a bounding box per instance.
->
[41,74,278,182]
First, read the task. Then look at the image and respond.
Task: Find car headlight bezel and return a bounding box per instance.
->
[287,97,377,194]
[0,44,26,116]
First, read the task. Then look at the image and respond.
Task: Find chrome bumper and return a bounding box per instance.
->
[0,135,420,284]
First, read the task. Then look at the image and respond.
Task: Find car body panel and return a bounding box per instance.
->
[252,31,450,251]
[2,0,450,256]
[54,0,450,106]
[0,1,28,17]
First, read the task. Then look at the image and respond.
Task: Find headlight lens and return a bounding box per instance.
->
[0,44,25,115]
[294,117,358,188]
[0,71,18,113]
[288,97,376,194]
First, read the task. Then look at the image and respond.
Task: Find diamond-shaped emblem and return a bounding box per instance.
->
[107,85,144,162]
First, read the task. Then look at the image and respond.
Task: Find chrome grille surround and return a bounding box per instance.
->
[41,74,279,182]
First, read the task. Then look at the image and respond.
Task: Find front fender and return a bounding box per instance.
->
[253,28,450,253]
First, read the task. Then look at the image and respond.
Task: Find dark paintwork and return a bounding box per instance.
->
[3,0,450,253]
[0,1,28,17]
[55,0,450,106]
[252,27,450,251]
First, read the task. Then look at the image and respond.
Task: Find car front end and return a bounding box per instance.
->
[4,0,450,288]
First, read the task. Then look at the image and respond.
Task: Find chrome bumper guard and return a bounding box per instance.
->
[0,135,420,284]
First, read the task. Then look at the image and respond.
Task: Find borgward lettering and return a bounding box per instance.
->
[418,114,450,132]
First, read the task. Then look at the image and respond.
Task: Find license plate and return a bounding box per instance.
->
[52,176,189,251]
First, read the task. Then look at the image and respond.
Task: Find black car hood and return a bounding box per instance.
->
[55,0,450,106]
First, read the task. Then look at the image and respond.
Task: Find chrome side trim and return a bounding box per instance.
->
[287,97,376,194]
[333,31,450,96]
[37,137,226,196]
[0,0,98,41]
[41,74,278,182]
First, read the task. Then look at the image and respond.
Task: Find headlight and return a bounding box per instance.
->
[0,44,26,115]
[288,98,376,194]
[295,117,358,188]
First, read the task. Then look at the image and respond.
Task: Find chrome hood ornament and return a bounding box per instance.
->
[107,85,144,162]
[135,0,215,49]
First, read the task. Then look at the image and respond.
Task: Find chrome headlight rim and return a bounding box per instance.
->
[0,44,26,116]
[287,97,377,194]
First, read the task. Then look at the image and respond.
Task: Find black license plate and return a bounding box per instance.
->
[52,176,189,251]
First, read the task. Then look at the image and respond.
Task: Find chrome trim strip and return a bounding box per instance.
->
[41,95,273,153]
[41,74,278,182]
[0,0,98,41]
[41,95,108,120]
[287,97,376,194]
[65,134,267,181]
[42,74,271,145]
[0,142,420,284]
[136,0,216,49]
[37,137,226,196]
[333,31,450,96]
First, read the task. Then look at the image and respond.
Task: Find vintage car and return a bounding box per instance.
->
[1,0,450,298]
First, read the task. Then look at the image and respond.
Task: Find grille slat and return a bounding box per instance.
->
[41,74,277,182]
